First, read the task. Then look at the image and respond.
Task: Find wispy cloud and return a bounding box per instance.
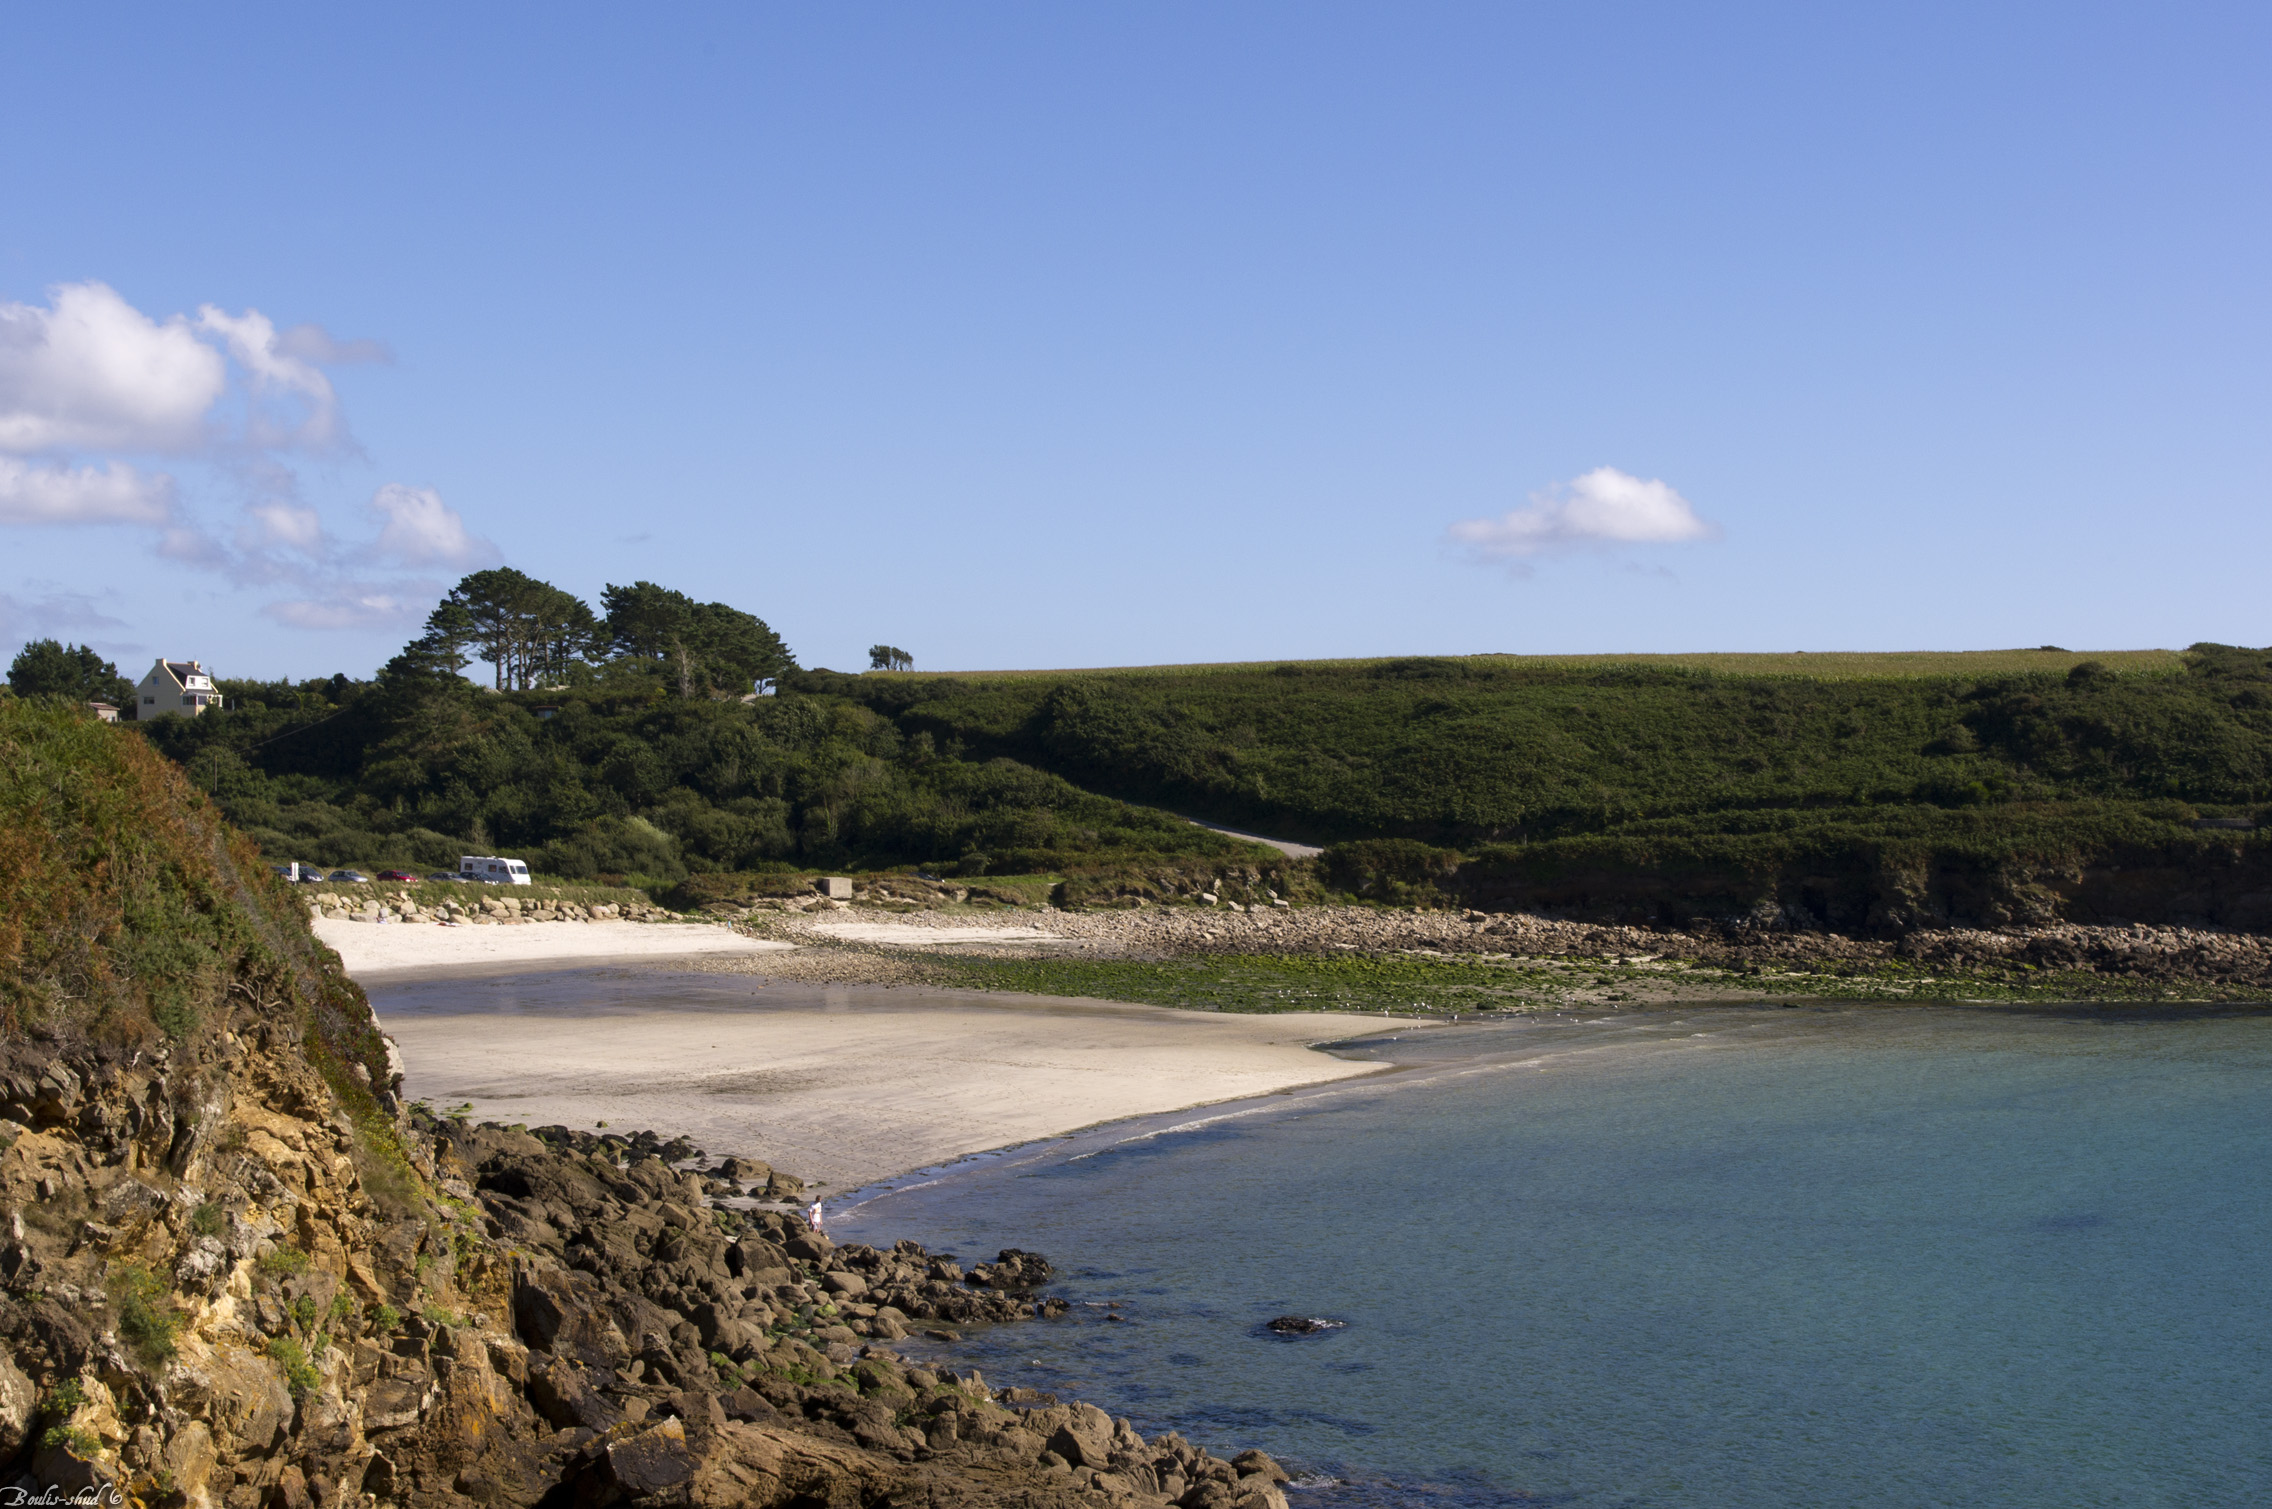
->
[0,280,493,631]
[366,483,496,568]
[263,591,428,631]
[1450,467,1718,568]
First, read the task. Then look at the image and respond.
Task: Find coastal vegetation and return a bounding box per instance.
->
[49,567,2272,930]
[816,642,2272,928]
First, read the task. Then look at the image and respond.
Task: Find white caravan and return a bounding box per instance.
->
[458,855,532,885]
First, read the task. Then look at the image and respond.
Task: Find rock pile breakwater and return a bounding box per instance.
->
[725,900,2272,997]
[0,1025,1288,1508]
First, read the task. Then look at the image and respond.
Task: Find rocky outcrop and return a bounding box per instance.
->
[0,1025,1286,1507]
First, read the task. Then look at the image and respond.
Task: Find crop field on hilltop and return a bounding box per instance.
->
[860,647,2186,683]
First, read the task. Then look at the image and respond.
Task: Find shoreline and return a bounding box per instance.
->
[366,964,1412,1191]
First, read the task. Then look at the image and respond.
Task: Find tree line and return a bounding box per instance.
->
[402,569,797,697]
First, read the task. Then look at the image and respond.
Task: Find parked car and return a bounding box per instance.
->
[375,869,419,882]
[327,869,371,884]
[424,872,464,883]
[296,866,327,884]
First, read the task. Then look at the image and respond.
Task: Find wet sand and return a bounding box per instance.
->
[368,968,1397,1191]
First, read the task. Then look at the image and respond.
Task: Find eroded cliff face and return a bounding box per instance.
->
[0,1019,1290,1509]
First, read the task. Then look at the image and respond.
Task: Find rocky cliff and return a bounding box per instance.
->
[0,699,1291,1508]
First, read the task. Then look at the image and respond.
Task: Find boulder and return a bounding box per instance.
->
[0,1353,32,1458]
[606,1418,703,1496]
[514,1265,632,1366]
[1042,1402,1116,1469]
[967,1247,1053,1290]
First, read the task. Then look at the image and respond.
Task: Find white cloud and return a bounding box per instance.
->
[0,283,479,633]
[264,591,427,631]
[1449,467,1718,563]
[0,456,172,525]
[0,282,226,454]
[367,483,494,567]
[240,501,326,551]
[194,304,346,449]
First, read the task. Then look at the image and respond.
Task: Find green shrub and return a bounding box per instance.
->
[266,1335,321,1396]
[190,1201,225,1237]
[256,1244,309,1277]
[38,1423,100,1457]
[110,1263,182,1361]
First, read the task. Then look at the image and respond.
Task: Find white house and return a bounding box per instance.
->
[136,659,218,719]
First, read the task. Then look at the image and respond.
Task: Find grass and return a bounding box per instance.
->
[920,949,2272,1015]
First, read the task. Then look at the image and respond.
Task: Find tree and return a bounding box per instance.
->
[420,570,597,691]
[868,645,913,672]
[7,639,134,706]
[601,582,795,697]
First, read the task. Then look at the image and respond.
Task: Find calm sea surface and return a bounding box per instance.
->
[832,1004,2272,1508]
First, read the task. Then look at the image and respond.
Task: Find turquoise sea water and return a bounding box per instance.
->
[833,1005,2272,1508]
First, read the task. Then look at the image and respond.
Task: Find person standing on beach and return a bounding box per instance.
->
[807,1197,825,1234]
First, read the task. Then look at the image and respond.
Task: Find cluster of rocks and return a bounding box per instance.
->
[307,892,664,926]
[738,896,2272,994]
[0,1021,1290,1508]
[453,1121,1068,1347]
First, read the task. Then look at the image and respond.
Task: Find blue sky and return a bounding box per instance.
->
[3,3,2267,680]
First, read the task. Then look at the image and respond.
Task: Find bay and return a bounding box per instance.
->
[834,1005,2272,1508]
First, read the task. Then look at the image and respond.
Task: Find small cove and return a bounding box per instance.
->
[836,1003,2272,1508]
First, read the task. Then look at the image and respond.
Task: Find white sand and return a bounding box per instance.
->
[314,917,788,976]
[374,974,1398,1191]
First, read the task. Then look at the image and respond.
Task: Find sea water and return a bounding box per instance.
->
[832,1005,2272,1508]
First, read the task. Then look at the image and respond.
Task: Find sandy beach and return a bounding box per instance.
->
[312,916,789,977]
[363,955,1398,1191]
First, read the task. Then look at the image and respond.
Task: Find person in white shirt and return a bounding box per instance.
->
[806,1198,825,1234]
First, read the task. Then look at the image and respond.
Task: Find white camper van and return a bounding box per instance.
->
[459,855,532,885]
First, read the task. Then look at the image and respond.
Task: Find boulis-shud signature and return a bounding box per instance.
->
[1,1491,127,1508]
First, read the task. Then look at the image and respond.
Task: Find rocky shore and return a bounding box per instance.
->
[702,896,2272,997]
[0,1021,1290,1507]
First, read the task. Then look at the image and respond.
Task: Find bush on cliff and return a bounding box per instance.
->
[0,696,389,1087]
